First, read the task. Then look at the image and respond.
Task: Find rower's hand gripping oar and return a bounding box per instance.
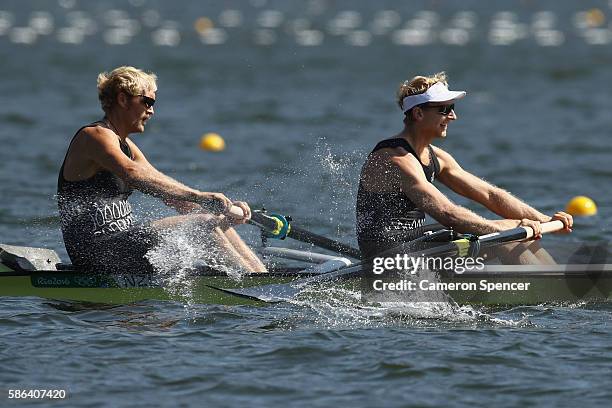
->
[478,219,565,243]
[210,220,566,303]
[226,205,361,259]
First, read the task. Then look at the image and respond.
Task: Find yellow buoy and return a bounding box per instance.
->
[194,17,214,34]
[566,196,597,216]
[585,8,605,28]
[199,133,226,152]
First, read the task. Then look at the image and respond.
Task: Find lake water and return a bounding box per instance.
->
[1,1,611,407]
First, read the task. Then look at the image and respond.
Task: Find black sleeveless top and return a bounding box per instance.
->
[57,122,136,262]
[356,138,440,247]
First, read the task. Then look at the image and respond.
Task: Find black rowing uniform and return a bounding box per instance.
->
[356,138,443,258]
[57,121,158,273]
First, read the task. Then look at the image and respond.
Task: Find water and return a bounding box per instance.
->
[3,300,612,407]
[1,0,611,406]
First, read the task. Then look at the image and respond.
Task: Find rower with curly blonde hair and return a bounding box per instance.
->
[58,66,266,275]
[96,66,158,113]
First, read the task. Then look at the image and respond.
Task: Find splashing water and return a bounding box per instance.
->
[315,141,362,237]
[145,222,248,302]
[280,266,531,328]
[287,285,532,328]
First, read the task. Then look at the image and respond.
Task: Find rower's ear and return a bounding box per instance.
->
[117,92,129,109]
[412,106,424,121]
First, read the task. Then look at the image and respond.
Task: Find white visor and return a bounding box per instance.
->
[401,82,466,113]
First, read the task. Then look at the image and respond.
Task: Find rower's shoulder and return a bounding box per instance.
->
[386,148,423,175]
[369,138,412,158]
[77,124,115,145]
[368,148,419,173]
[68,126,122,160]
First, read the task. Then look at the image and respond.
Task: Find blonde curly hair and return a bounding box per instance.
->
[396,72,448,111]
[97,66,157,112]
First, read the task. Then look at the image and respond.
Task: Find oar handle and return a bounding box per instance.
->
[228,205,246,218]
[522,220,565,239]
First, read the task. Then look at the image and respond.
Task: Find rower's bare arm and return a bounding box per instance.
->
[83,128,229,210]
[434,147,550,222]
[391,154,518,235]
[127,139,203,213]
[162,198,202,214]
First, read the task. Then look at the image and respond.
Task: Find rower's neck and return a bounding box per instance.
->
[103,112,128,142]
[399,128,432,155]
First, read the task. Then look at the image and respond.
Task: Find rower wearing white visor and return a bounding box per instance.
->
[356,72,573,261]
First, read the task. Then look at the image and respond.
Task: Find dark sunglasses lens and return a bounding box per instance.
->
[439,104,454,115]
[440,104,455,115]
[144,96,155,108]
[139,95,155,108]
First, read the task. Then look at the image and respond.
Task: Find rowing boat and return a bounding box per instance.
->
[2,240,611,307]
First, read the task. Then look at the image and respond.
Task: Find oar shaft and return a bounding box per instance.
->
[285,225,362,259]
[234,207,563,260]
[249,211,361,259]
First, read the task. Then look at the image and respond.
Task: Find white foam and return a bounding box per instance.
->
[254,29,276,46]
[328,11,361,35]
[141,10,161,28]
[534,29,565,47]
[58,0,76,9]
[57,27,85,44]
[29,11,54,35]
[219,9,243,28]
[532,11,557,30]
[392,28,432,46]
[452,11,478,30]
[104,9,130,25]
[103,27,133,45]
[110,18,140,36]
[9,27,37,44]
[152,22,181,47]
[370,10,401,35]
[286,18,311,35]
[415,10,440,25]
[346,30,371,47]
[0,11,14,35]
[582,28,612,45]
[198,28,227,45]
[440,28,470,46]
[489,13,528,47]
[146,222,247,302]
[257,10,284,28]
[295,29,323,46]
[66,12,97,35]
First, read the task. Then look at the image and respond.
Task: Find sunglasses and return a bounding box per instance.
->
[136,94,155,109]
[422,103,455,115]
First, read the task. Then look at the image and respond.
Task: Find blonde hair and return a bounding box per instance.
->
[396,72,448,111]
[97,66,157,112]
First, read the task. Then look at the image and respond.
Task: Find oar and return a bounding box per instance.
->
[227,205,361,259]
[209,220,566,303]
